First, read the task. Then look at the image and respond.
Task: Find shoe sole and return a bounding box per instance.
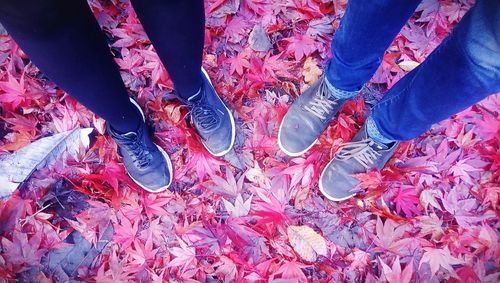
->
[128,98,173,193]
[318,157,356,202]
[200,67,236,157]
[277,116,319,157]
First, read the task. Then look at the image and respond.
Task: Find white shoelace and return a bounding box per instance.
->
[303,81,337,120]
[336,138,384,169]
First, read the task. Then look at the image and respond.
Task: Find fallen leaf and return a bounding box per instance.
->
[287,225,327,262]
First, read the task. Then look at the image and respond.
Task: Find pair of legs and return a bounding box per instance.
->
[0,0,236,192]
[279,0,499,200]
[0,0,204,133]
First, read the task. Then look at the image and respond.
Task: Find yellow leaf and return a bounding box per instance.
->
[302,57,323,85]
[287,225,327,262]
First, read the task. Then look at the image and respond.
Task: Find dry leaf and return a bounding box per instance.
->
[398,60,420,71]
[302,57,322,85]
[249,24,272,52]
[287,225,327,262]
[0,128,93,197]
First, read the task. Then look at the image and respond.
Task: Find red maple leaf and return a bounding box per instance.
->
[0,72,27,111]
[392,187,421,217]
[227,51,250,76]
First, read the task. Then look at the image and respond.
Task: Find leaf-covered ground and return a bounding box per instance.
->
[0,0,499,282]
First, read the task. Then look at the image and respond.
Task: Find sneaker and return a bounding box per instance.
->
[182,68,235,156]
[108,98,173,192]
[278,75,357,156]
[319,123,399,201]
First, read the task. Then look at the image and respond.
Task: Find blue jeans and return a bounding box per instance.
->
[326,0,500,141]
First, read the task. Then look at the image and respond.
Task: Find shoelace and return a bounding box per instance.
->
[190,104,220,132]
[121,134,153,169]
[336,138,385,169]
[303,79,338,120]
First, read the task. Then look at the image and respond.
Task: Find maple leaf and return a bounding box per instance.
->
[354,171,384,190]
[224,218,269,262]
[128,235,159,267]
[224,16,250,43]
[0,72,27,111]
[183,133,224,180]
[285,35,318,61]
[253,194,289,234]
[270,260,308,283]
[262,52,294,79]
[449,158,482,185]
[392,187,421,217]
[287,225,327,262]
[140,193,171,219]
[244,0,267,15]
[1,230,45,269]
[168,236,197,274]
[186,223,225,255]
[211,256,237,283]
[416,213,444,241]
[306,16,334,39]
[442,185,484,228]
[419,247,463,278]
[379,256,413,283]
[371,217,413,254]
[223,193,253,217]
[101,160,128,191]
[227,51,250,76]
[113,213,139,250]
[346,248,371,270]
[419,189,443,211]
[94,245,134,283]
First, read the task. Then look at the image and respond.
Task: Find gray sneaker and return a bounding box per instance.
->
[108,99,173,192]
[319,123,399,201]
[278,75,357,156]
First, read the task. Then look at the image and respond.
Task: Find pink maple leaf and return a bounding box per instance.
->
[379,256,413,283]
[168,236,197,274]
[113,213,139,250]
[1,230,45,269]
[285,35,318,61]
[419,247,463,278]
[371,217,413,254]
[270,260,308,282]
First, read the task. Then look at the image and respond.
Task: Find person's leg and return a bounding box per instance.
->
[369,0,500,141]
[326,0,422,92]
[320,0,500,201]
[0,0,173,191]
[278,0,422,156]
[130,0,236,156]
[0,0,141,133]
[129,0,204,99]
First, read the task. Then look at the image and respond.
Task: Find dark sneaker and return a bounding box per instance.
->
[182,68,235,156]
[108,98,173,192]
[319,123,399,201]
[278,75,358,156]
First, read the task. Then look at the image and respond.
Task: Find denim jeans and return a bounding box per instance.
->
[325,0,500,141]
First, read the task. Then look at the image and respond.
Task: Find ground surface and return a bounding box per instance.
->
[0,0,498,282]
